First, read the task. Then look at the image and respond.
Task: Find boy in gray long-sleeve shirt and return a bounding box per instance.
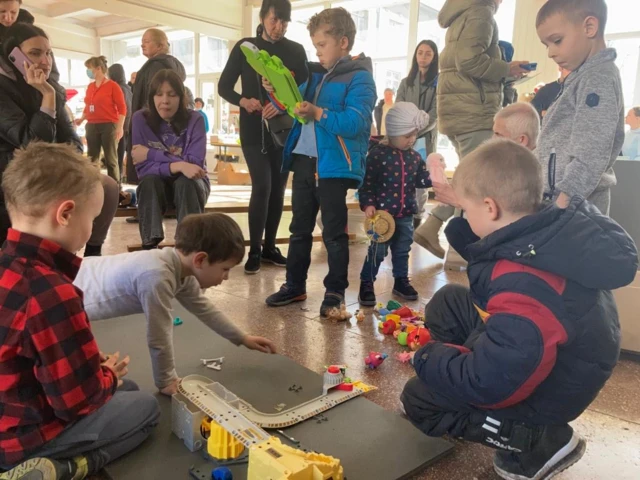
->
[75,213,276,395]
[536,0,624,215]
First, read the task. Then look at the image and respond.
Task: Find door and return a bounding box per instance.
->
[198,74,231,135]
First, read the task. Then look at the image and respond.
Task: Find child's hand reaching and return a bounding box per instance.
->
[159,377,181,397]
[295,102,322,122]
[243,335,277,354]
[364,206,376,218]
[102,351,130,388]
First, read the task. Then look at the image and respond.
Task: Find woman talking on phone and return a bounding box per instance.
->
[0,23,118,253]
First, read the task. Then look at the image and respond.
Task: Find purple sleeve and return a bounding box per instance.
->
[132,112,172,178]
[180,113,207,168]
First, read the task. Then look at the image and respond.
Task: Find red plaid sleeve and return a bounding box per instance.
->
[25,267,116,422]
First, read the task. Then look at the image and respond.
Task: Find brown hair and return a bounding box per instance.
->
[2,142,102,218]
[307,7,356,51]
[144,69,190,135]
[175,213,245,264]
[632,106,640,118]
[85,55,108,73]
[536,0,608,36]
[452,139,543,215]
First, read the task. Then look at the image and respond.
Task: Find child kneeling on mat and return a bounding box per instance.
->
[401,139,638,480]
[75,212,277,396]
[0,143,159,480]
[358,102,432,306]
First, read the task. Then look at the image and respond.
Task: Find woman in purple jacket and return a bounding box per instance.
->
[131,69,209,248]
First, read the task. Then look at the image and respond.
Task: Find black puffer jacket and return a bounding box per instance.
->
[0,57,81,176]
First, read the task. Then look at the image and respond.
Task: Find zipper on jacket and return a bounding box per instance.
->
[399,150,405,213]
[337,136,352,170]
[474,79,486,104]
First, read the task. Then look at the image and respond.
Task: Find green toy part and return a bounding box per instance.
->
[240,41,306,124]
[173,317,183,326]
[386,300,402,311]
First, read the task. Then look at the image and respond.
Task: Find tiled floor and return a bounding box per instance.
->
[95,199,640,480]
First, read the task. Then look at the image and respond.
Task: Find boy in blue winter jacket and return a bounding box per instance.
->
[265,7,377,318]
[402,139,637,480]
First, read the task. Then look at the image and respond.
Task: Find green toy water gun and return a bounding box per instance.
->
[240,41,306,124]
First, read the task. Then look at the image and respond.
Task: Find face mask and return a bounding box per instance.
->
[86,69,95,80]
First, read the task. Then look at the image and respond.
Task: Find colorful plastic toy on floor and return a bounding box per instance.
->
[323,303,352,323]
[212,466,233,480]
[396,352,413,364]
[407,327,431,351]
[365,352,388,369]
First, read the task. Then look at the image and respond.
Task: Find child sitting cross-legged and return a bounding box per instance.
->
[401,139,638,480]
[74,212,277,396]
[358,102,432,306]
[0,143,159,480]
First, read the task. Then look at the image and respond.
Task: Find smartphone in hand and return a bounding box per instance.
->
[520,63,538,71]
[8,47,33,77]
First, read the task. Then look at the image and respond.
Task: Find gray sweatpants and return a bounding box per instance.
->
[431,129,494,222]
[137,174,210,246]
[14,380,159,475]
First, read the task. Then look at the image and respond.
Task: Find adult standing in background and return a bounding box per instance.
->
[623,107,640,160]
[194,97,210,133]
[415,0,528,259]
[127,28,187,185]
[219,0,308,275]
[531,66,571,120]
[0,23,118,254]
[374,88,394,136]
[396,39,439,229]
[108,63,133,181]
[75,56,126,184]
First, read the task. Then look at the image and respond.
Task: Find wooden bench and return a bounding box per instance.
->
[116,201,361,218]
[122,201,362,251]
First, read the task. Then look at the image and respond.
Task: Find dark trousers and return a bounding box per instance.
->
[360,216,414,282]
[125,131,139,185]
[18,380,160,475]
[242,143,289,252]
[401,284,490,438]
[137,175,210,246]
[286,155,357,294]
[86,122,119,184]
[117,135,126,183]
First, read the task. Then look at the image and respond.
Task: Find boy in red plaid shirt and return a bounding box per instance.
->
[0,143,159,480]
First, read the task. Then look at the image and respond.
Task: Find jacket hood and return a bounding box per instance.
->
[0,55,16,81]
[108,63,127,85]
[564,48,617,89]
[468,196,638,290]
[438,0,496,28]
[147,54,187,82]
[309,53,373,77]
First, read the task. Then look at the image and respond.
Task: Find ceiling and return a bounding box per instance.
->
[23,0,143,30]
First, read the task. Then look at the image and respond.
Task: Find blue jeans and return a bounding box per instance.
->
[360,216,414,282]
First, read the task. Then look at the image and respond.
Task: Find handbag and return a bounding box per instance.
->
[256,74,293,148]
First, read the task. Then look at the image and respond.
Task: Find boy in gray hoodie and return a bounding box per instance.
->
[536,0,624,215]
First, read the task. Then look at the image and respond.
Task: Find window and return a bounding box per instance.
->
[608,38,640,111]
[287,6,323,61]
[199,36,228,74]
[167,30,195,75]
[55,56,70,85]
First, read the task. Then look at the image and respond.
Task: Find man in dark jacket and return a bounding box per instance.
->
[127,28,187,185]
[402,139,637,480]
[108,63,132,182]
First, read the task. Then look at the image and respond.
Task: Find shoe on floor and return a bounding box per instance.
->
[493,425,587,480]
[0,457,77,480]
[444,246,468,272]
[393,277,418,301]
[244,252,261,275]
[358,281,377,306]
[414,215,445,259]
[320,292,345,318]
[266,283,307,306]
[125,216,139,224]
[261,247,287,267]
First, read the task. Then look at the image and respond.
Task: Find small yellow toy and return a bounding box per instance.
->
[248,437,343,480]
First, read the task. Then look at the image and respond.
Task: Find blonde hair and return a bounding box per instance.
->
[494,103,541,149]
[2,143,102,219]
[85,55,108,73]
[453,139,543,215]
[144,28,170,54]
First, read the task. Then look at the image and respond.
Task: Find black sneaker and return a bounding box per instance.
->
[244,252,261,275]
[266,284,307,306]
[125,216,139,224]
[0,457,76,480]
[358,281,377,306]
[261,247,287,267]
[493,425,587,480]
[393,277,418,301]
[320,292,344,318]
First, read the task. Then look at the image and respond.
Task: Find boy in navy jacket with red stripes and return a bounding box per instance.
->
[401,139,637,480]
[358,102,432,305]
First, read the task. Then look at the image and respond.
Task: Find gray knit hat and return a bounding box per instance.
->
[385,102,429,137]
